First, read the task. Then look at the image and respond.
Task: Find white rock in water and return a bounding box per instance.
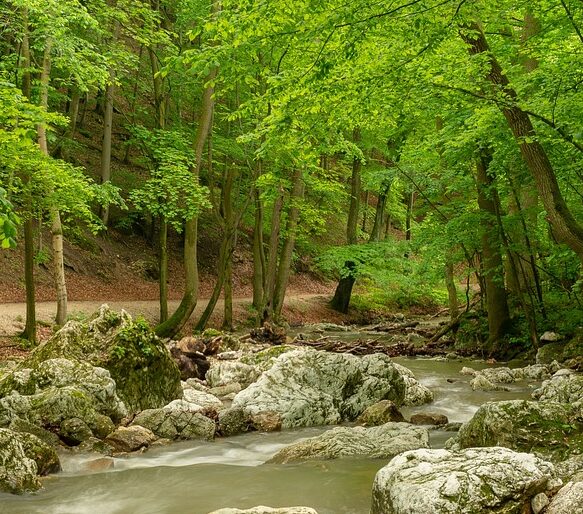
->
[371,447,555,514]
[206,361,260,388]
[268,422,429,463]
[532,371,583,403]
[181,388,223,410]
[207,508,318,514]
[231,350,412,428]
[392,363,434,406]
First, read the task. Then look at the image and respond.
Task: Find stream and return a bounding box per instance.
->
[1,356,539,514]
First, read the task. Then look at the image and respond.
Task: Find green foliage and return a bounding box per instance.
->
[0,187,19,249]
[110,317,159,361]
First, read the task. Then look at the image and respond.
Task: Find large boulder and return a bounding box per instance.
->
[207,508,318,514]
[24,305,181,413]
[456,400,583,461]
[105,425,157,453]
[231,350,413,428]
[0,358,127,445]
[533,370,583,404]
[206,361,261,389]
[357,400,405,426]
[371,447,556,514]
[267,422,429,464]
[392,363,434,406]
[0,429,44,494]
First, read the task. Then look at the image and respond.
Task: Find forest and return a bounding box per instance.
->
[0,1,583,512]
[1,0,582,353]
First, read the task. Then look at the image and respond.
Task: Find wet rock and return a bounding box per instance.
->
[24,305,182,414]
[76,437,114,456]
[131,407,215,441]
[268,423,429,464]
[393,363,434,406]
[251,411,282,432]
[470,374,510,392]
[371,447,555,514]
[546,481,583,514]
[457,400,583,461]
[83,457,115,473]
[218,407,249,436]
[232,350,409,428]
[209,383,242,398]
[409,413,448,426]
[206,361,261,389]
[16,431,61,476]
[59,417,93,445]
[105,425,156,453]
[207,508,318,514]
[357,400,405,426]
[460,367,477,376]
[533,370,583,404]
[515,364,552,381]
[8,417,60,447]
[0,428,42,494]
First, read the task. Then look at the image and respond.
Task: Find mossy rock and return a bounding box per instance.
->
[16,431,61,476]
[536,342,566,365]
[0,428,41,494]
[458,400,583,461]
[563,330,583,362]
[25,305,182,414]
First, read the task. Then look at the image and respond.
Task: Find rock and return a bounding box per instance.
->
[59,417,93,445]
[131,408,216,440]
[533,371,583,403]
[250,411,282,432]
[206,361,261,389]
[209,383,242,398]
[182,388,223,410]
[217,351,242,361]
[531,492,550,514]
[25,305,181,414]
[516,364,552,381]
[218,407,250,436]
[105,425,156,453]
[177,336,206,356]
[554,455,583,483]
[457,400,583,461]
[392,363,434,406]
[83,457,115,473]
[267,423,429,464]
[410,413,448,426]
[371,447,556,514]
[76,437,114,456]
[537,342,566,365]
[8,417,60,447]
[249,322,287,344]
[16,431,61,476]
[357,400,405,426]
[547,481,583,514]
[232,350,409,428]
[541,332,562,343]
[0,428,42,494]
[207,508,318,514]
[470,374,510,392]
[460,367,477,376]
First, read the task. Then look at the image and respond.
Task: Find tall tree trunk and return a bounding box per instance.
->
[99,21,120,226]
[272,169,305,320]
[223,249,233,331]
[405,191,415,241]
[362,191,369,233]
[445,260,459,320]
[331,128,361,313]
[155,21,219,337]
[261,190,284,322]
[370,183,389,242]
[159,217,168,323]
[252,184,266,312]
[461,23,583,261]
[20,10,35,342]
[476,151,511,354]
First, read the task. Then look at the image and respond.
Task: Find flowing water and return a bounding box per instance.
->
[1,355,539,514]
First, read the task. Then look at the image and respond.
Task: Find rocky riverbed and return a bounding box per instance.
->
[0,305,582,513]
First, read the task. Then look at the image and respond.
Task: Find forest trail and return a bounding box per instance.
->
[0,292,342,337]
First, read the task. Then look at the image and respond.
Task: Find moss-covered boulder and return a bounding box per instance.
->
[16,431,61,476]
[0,429,41,494]
[131,406,216,440]
[25,305,182,413]
[457,400,583,461]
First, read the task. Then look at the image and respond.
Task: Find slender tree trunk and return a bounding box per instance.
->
[362,191,369,233]
[99,21,120,226]
[273,169,305,320]
[20,10,35,342]
[405,191,415,241]
[223,250,233,331]
[261,191,284,322]
[476,151,511,354]
[370,184,389,242]
[252,184,266,311]
[159,217,168,323]
[445,260,459,320]
[461,23,583,261]
[155,30,218,337]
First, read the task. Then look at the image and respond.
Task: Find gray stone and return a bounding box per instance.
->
[531,492,550,514]
[393,363,434,406]
[268,422,429,464]
[251,411,282,432]
[218,407,249,436]
[357,400,405,426]
[457,400,583,461]
[105,425,156,452]
[533,371,583,404]
[470,374,510,392]
[547,481,583,514]
[232,350,410,428]
[0,428,41,494]
[206,360,261,389]
[182,388,223,411]
[132,408,215,440]
[59,417,93,445]
[410,413,448,426]
[371,447,555,514]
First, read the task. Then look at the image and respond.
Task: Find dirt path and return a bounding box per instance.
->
[0,293,344,337]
